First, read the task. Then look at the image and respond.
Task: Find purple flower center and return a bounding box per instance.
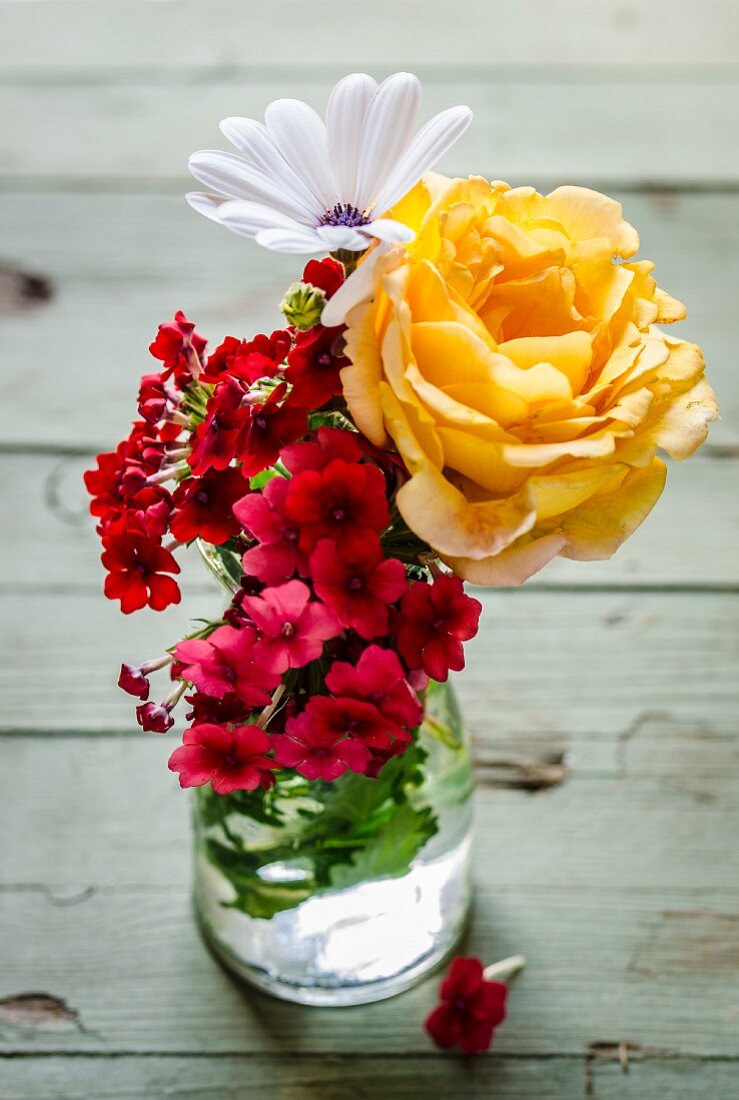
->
[319,203,371,228]
[195,489,209,505]
[331,507,347,522]
[254,415,268,431]
[281,622,295,639]
[348,576,364,592]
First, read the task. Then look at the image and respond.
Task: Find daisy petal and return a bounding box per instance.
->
[315,225,370,251]
[265,99,337,209]
[219,116,324,215]
[255,227,325,253]
[354,72,422,213]
[371,105,473,216]
[362,218,415,244]
[326,73,377,201]
[188,149,315,222]
[185,192,230,223]
[217,199,310,239]
[321,244,389,327]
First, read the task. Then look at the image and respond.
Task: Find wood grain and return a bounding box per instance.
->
[2,1,738,72]
[1,884,737,1056]
[4,77,739,186]
[3,1055,738,1100]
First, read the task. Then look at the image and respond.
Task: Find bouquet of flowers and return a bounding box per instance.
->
[84,72,716,1005]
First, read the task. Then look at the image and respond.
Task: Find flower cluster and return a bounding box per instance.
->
[85,256,482,792]
[86,69,713,803]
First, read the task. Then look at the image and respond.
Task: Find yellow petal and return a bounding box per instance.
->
[499,331,593,394]
[543,186,640,257]
[396,464,537,560]
[560,458,667,560]
[442,531,567,586]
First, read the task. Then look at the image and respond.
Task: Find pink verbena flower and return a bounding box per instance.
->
[174,625,278,706]
[168,723,277,794]
[235,476,306,585]
[241,579,340,673]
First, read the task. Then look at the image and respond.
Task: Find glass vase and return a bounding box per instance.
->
[192,542,475,1006]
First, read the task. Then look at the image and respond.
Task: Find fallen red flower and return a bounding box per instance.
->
[424,956,508,1055]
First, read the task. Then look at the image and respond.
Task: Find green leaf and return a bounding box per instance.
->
[328,802,437,891]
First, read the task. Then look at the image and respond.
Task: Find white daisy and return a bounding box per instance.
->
[186,72,472,256]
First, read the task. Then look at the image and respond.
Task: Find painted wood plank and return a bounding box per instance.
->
[4,1054,737,1100]
[0,192,735,447]
[2,728,738,889]
[4,77,738,185]
[5,452,736,592]
[2,1,737,72]
[0,1054,587,1100]
[1,591,736,735]
[1,884,737,1056]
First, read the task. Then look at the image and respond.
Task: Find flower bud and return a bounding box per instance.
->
[280,281,327,331]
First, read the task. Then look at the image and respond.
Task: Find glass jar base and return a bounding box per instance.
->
[194,831,473,1007]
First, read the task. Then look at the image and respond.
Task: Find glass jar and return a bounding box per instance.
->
[192,542,474,1006]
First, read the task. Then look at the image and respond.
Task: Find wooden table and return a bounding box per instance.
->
[1,3,737,1096]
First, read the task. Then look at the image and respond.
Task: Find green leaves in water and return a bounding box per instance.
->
[195,743,438,920]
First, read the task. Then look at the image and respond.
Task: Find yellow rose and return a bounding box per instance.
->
[342,177,718,584]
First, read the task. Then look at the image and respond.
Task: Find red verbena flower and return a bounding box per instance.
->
[230,330,291,384]
[280,424,363,475]
[272,709,370,781]
[285,458,390,558]
[236,381,307,478]
[235,475,306,585]
[101,519,180,613]
[301,257,344,299]
[241,579,339,673]
[397,573,482,682]
[189,375,247,474]
[170,466,249,545]
[184,691,251,727]
[125,486,173,540]
[149,310,206,384]
[174,624,279,706]
[136,700,176,733]
[310,536,407,639]
[305,694,398,750]
[199,335,243,385]
[285,324,348,409]
[84,448,126,520]
[168,723,277,794]
[325,645,423,732]
[425,957,508,1055]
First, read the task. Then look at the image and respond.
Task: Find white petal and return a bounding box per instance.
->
[362,218,415,244]
[219,116,324,214]
[186,192,230,223]
[188,149,317,222]
[217,199,310,239]
[255,227,326,254]
[371,105,473,216]
[354,73,421,213]
[326,73,377,201]
[315,225,369,251]
[265,99,337,209]
[321,244,389,327]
